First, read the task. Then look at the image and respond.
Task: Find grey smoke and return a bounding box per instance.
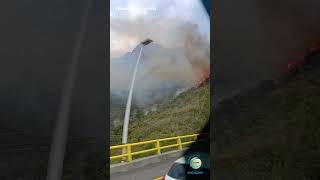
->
[110,17,210,108]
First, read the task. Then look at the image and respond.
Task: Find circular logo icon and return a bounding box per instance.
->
[189,156,202,170]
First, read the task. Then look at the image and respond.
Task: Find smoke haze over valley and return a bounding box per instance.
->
[110,17,210,108]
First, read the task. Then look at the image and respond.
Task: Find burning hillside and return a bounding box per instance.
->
[285,40,320,75]
[196,67,210,88]
[214,52,320,179]
[212,0,320,101]
[110,76,210,146]
[110,18,210,108]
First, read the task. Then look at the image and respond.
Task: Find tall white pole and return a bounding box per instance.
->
[46,0,91,179]
[122,45,143,147]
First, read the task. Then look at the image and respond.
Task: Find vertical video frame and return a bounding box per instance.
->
[110,0,211,180]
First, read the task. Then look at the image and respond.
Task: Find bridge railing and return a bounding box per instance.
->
[110,133,204,163]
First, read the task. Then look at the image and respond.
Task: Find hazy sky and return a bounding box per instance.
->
[110,0,210,59]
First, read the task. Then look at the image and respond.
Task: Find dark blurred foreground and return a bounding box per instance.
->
[0,0,107,179]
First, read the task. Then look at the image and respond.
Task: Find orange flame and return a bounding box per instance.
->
[196,67,210,88]
[285,39,320,74]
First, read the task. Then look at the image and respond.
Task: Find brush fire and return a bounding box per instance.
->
[286,40,320,75]
[196,67,210,88]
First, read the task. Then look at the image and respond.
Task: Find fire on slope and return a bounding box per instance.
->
[285,39,320,75]
[196,67,210,88]
[193,39,320,88]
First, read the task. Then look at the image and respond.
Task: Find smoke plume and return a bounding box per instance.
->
[110,16,210,108]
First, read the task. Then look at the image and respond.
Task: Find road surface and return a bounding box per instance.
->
[110,157,178,180]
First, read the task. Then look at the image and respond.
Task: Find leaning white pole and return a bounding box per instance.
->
[122,45,143,151]
[46,0,91,179]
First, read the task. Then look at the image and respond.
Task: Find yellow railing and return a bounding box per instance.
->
[154,176,163,180]
[110,133,203,163]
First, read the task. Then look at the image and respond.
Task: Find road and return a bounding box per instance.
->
[110,156,178,180]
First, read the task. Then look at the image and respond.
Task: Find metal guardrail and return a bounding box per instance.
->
[110,134,201,163]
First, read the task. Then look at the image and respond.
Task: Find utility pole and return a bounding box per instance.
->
[122,45,143,146]
[121,39,153,159]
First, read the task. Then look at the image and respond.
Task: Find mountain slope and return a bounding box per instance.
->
[213,61,320,179]
[110,81,210,146]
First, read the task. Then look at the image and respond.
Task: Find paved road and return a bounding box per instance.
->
[110,157,178,180]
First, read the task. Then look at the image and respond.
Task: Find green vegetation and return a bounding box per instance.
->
[213,66,320,179]
[110,81,210,146]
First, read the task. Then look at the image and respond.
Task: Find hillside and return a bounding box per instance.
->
[213,57,320,179]
[110,81,210,146]
[110,83,189,128]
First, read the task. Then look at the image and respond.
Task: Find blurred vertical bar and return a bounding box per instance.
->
[46,0,92,180]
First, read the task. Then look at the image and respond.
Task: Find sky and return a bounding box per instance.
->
[110,0,210,59]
